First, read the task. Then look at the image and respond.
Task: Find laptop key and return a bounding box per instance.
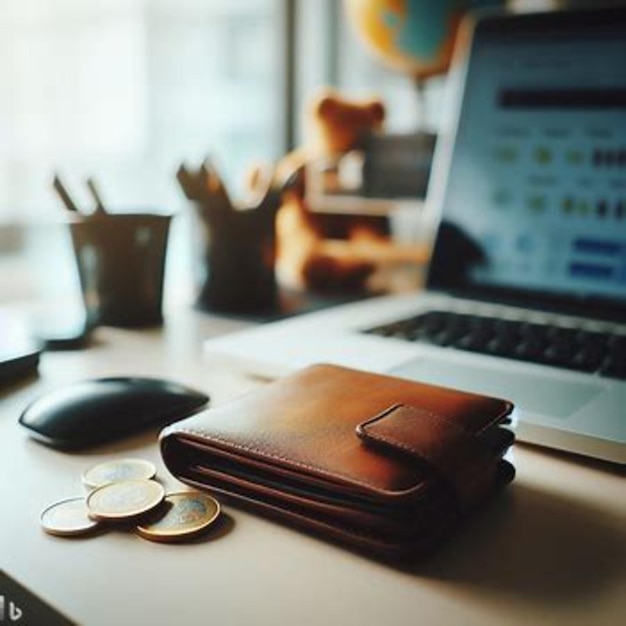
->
[513,337,549,361]
[481,336,516,358]
[601,342,626,379]
[542,343,578,368]
[571,346,607,372]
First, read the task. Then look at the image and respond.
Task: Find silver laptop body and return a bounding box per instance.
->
[205,8,626,465]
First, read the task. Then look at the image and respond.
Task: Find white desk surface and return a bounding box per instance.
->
[1,305,624,626]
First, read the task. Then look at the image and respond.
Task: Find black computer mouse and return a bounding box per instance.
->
[19,376,209,450]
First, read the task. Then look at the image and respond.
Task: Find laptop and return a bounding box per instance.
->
[204,7,626,465]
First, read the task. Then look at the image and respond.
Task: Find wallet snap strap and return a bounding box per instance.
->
[356,404,499,512]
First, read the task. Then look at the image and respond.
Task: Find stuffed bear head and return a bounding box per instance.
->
[307,90,386,158]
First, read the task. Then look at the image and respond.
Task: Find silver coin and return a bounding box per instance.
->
[86,479,165,521]
[82,458,157,489]
[40,497,100,537]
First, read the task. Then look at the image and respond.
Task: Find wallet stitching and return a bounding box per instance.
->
[174,426,424,497]
[360,402,509,439]
[362,404,470,445]
[360,405,457,459]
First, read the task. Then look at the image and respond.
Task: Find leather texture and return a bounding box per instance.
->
[160,364,515,558]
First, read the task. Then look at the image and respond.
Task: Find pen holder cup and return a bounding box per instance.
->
[191,202,278,315]
[69,213,172,327]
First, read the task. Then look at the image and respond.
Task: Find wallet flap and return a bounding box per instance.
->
[357,404,499,511]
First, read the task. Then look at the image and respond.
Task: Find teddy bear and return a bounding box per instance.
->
[248,88,388,293]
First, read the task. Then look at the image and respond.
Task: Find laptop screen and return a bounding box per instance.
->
[428,8,626,320]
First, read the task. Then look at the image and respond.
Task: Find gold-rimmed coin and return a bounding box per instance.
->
[86,479,165,521]
[82,458,157,489]
[136,492,221,543]
[40,497,100,537]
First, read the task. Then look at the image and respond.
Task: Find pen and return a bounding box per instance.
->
[52,175,80,213]
[199,158,232,209]
[176,164,204,201]
[86,177,107,214]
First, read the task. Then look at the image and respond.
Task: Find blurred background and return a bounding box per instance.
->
[0,0,611,312]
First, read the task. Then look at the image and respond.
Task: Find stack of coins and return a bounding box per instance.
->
[40,458,221,543]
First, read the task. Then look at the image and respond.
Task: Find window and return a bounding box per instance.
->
[0,0,286,223]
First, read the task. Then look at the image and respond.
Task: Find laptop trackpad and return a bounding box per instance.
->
[390,356,604,418]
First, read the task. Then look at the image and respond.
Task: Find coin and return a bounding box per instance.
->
[136,492,221,543]
[86,479,165,521]
[82,458,157,489]
[40,497,100,537]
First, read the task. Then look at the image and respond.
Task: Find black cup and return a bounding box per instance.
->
[69,213,172,327]
[191,202,278,315]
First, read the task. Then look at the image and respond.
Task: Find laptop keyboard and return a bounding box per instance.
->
[364,310,626,380]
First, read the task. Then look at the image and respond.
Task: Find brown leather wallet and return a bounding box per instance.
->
[160,364,515,558]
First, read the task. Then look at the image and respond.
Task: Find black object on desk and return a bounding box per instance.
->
[0,345,40,387]
[177,160,282,315]
[19,377,209,450]
[69,213,172,328]
[0,313,40,387]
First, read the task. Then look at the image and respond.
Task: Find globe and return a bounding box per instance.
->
[344,0,506,80]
